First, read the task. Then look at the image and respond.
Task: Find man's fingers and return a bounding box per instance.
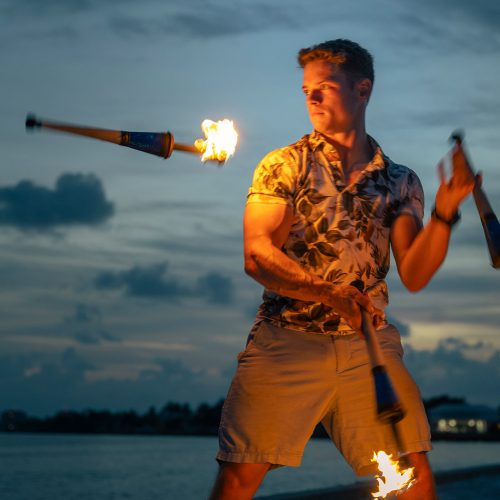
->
[451,142,475,185]
[437,159,446,184]
[355,291,375,314]
[337,286,383,334]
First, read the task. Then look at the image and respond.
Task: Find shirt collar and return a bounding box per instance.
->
[307,130,388,172]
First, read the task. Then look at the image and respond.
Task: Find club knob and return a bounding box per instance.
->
[25,114,41,130]
[450,129,464,145]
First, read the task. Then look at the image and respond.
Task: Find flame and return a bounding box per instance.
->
[194,119,238,163]
[371,451,416,498]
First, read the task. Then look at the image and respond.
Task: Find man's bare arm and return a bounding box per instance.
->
[391,214,454,292]
[392,153,475,292]
[244,202,378,331]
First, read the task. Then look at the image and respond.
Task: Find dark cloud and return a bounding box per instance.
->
[419,272,500,297]
[384,1,500,58]
[404,337,500,405]
[419,0,500,35]
[0,350,227,416]
[386,315,410,337]
[60,346,95,375]
[143,230,242,259]
[451,220,495,250]
[410,96,500,129]
[439,337,487,352]
[387,266,499,298]
[94,262,186,298]
[62,304,120,345]
[94,261,234,304]
[197,271,234,304]
[2,0,94,16]
[110,2,299,39]
[0,173,114,230]
[1,338,497,416]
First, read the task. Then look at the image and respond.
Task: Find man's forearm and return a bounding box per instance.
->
[398,218,452,292]
[245,242,333,304]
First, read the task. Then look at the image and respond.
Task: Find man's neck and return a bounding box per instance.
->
[322,129,373,174]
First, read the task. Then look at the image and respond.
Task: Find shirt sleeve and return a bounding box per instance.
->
[246,149,297,206]
[395,169,424,221]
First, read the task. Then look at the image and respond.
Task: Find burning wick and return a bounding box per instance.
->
[371,451,416,498]
[194,119,238,163]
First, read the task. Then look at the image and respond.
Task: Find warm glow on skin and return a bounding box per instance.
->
[302,59,370,142]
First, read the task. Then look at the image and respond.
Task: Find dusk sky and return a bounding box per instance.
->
[1,0,499,416]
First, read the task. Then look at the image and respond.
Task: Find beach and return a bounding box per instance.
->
[257,464,500,499]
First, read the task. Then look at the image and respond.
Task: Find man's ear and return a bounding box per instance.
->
[357,78,372,102]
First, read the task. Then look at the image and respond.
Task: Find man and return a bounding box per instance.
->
[209,39,474,499]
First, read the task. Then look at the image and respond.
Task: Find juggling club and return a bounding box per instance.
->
[361,309,405,456]
[450,131,500,269]
[25,114,199,159]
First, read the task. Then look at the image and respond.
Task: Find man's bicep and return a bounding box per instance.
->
[390,213,422,270]
[244,202,294,251]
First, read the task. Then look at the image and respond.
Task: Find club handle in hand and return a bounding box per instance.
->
[361,309,405,424]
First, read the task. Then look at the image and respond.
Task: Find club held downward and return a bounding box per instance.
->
[450,131,500,269]
[361,309,405,454]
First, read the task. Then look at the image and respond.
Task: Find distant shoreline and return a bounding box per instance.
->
[2,396,499,441]
[1,429,500,442]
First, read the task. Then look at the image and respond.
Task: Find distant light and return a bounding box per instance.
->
[476,420,487,433]
[448,419,457,427]
[437,419,447,431]
[468,419,476,427]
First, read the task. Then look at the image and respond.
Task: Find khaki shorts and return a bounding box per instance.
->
[217,321,431,476]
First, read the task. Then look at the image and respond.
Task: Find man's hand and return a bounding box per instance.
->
[326,284,384,334]
[434,143,475,219]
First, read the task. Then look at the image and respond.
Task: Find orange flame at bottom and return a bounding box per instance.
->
[371,451,416,498]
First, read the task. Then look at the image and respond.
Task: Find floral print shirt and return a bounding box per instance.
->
[247,131,424,335]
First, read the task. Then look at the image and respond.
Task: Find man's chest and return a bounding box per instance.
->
[290,162,398,234]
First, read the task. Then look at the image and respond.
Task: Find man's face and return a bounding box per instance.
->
[302,59,368,136]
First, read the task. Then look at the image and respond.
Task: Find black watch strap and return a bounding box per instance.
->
[431,206,461,226]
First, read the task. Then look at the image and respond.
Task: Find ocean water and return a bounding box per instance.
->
[1,433,499,499]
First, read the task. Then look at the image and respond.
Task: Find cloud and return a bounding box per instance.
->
[391,0,500,55]
[94,261,234,304]
[409,97,500,129]
[1,336,498,416]
[0,349,228,416]
[94,262,186,298]
[404,337,500,405]
[196,271,234,304]
[110,1,299,39]
[386,315,410,337]
[419,0,500,35]
[0,173,114,230]
[62,304,120,345]
[422,272,500,296]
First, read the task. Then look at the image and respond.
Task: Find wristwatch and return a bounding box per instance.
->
[431,205,461,226]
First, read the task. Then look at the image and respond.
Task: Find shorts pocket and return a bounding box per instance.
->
[378,324,404,358]
[236,327,263,362]
[344,334,370,370]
